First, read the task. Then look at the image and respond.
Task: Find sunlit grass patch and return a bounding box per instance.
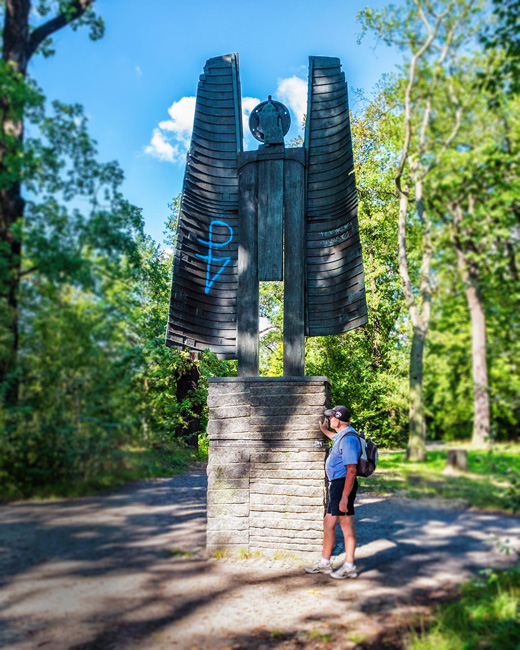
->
[362,444,520,513]
[406,566,520,650]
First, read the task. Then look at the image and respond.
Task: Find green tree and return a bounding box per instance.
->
[1,0,103,406]
[427,88,520,443]
[0,98,146,497]
[305,93,409,447]
[480,0,520,99]
[358,0,484,459]
[0,1,161,497]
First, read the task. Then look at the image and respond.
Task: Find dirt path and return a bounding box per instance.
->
[1,466,519,650]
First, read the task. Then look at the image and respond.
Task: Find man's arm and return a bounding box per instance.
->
[339,464,357,513]
[319,417,335,440]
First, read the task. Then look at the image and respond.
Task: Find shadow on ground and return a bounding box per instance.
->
[0,469,519,650]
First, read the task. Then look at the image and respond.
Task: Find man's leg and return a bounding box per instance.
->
[322,514,339,560]
[339,514,356,564]
[330,513,357,579]
[304,514,339,574]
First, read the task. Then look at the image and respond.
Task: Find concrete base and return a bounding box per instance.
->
[206,376,331,556]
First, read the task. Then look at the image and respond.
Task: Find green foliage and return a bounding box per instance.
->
[306,333,409,449]
[303,97,409,449]
[0,0,230,500]
[356,1,520,448]
[258,281,283,376]
[408,566,520,650]
[425,83,520,441]
[424,269,474,440]
[480,0,520,99]
[0,443,198,501]
[30,1,105,59]
[0,95,217,497]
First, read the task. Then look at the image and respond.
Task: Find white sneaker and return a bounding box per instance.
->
[304,560,332,574]
[330,564,357,579]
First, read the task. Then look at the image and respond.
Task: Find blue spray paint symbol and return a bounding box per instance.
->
[196,220,233,294]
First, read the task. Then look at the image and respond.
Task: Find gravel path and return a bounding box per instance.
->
[1,466,519,649]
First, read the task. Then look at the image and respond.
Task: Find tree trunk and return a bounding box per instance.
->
[397,184,431,462]
[450,201,491,446]
[175,354,202,450]
[0,0,31,406]
[407,326,427,460]
[466,282,490,446]
[452,241,490,446]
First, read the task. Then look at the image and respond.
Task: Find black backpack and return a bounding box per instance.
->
[339,429,378,478]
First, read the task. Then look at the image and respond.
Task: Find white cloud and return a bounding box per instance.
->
[145,128,179,163]
[145,96,196,163]
[165,96,197,147]
[276,76,307,130]
[145,95,263,162]
[136,65,143,76]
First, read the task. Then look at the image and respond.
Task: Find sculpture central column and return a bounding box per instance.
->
[237,144,306,377]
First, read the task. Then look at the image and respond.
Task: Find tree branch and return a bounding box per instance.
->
[26,0,96,61]
[395,10,444,192]
[18,266,38,278]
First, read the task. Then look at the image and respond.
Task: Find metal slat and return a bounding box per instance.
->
[166,54,241,357]
[304,55,368,336]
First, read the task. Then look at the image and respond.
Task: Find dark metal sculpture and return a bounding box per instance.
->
[166,54,368,376]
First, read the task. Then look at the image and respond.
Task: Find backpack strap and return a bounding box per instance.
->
[338,431,364,460]
[336,431,350,455]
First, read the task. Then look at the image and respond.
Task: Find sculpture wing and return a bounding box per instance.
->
[166,54,242,359]
[304,56,368,336]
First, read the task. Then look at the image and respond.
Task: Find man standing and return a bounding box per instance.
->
[305,405,360,579]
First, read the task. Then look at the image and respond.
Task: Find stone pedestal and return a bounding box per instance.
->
[206,376,331,556]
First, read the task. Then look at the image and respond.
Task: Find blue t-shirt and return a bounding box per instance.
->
[325,426,361,481]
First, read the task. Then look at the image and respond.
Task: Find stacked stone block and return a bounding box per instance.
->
[206,377,330,556]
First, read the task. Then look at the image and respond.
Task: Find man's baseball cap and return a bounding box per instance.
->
[324,405,351,422]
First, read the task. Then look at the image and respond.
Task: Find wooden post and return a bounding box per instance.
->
[237,154,259,376]
[258,153,284,281]
[283,149,306,376]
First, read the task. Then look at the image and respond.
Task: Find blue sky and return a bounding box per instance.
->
[30,0,401,246]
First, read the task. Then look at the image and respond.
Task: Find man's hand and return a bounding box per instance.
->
[339,495,349,513]
[340,464,357,512]
[319,417,330,435]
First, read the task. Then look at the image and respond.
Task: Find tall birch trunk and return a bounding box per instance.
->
[408,325,427,458]
[398,180,431,461]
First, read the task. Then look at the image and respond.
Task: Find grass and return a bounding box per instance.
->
[406,566,520,650]
[237,548,261,559]
[169,548,195,559]
[307,628,333,642]
[0,443,203,502]
[362,443,520,513]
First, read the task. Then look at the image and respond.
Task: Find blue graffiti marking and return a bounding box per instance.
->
[196,220,234,294]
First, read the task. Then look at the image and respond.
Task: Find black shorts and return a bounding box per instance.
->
[326,477,358,516]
